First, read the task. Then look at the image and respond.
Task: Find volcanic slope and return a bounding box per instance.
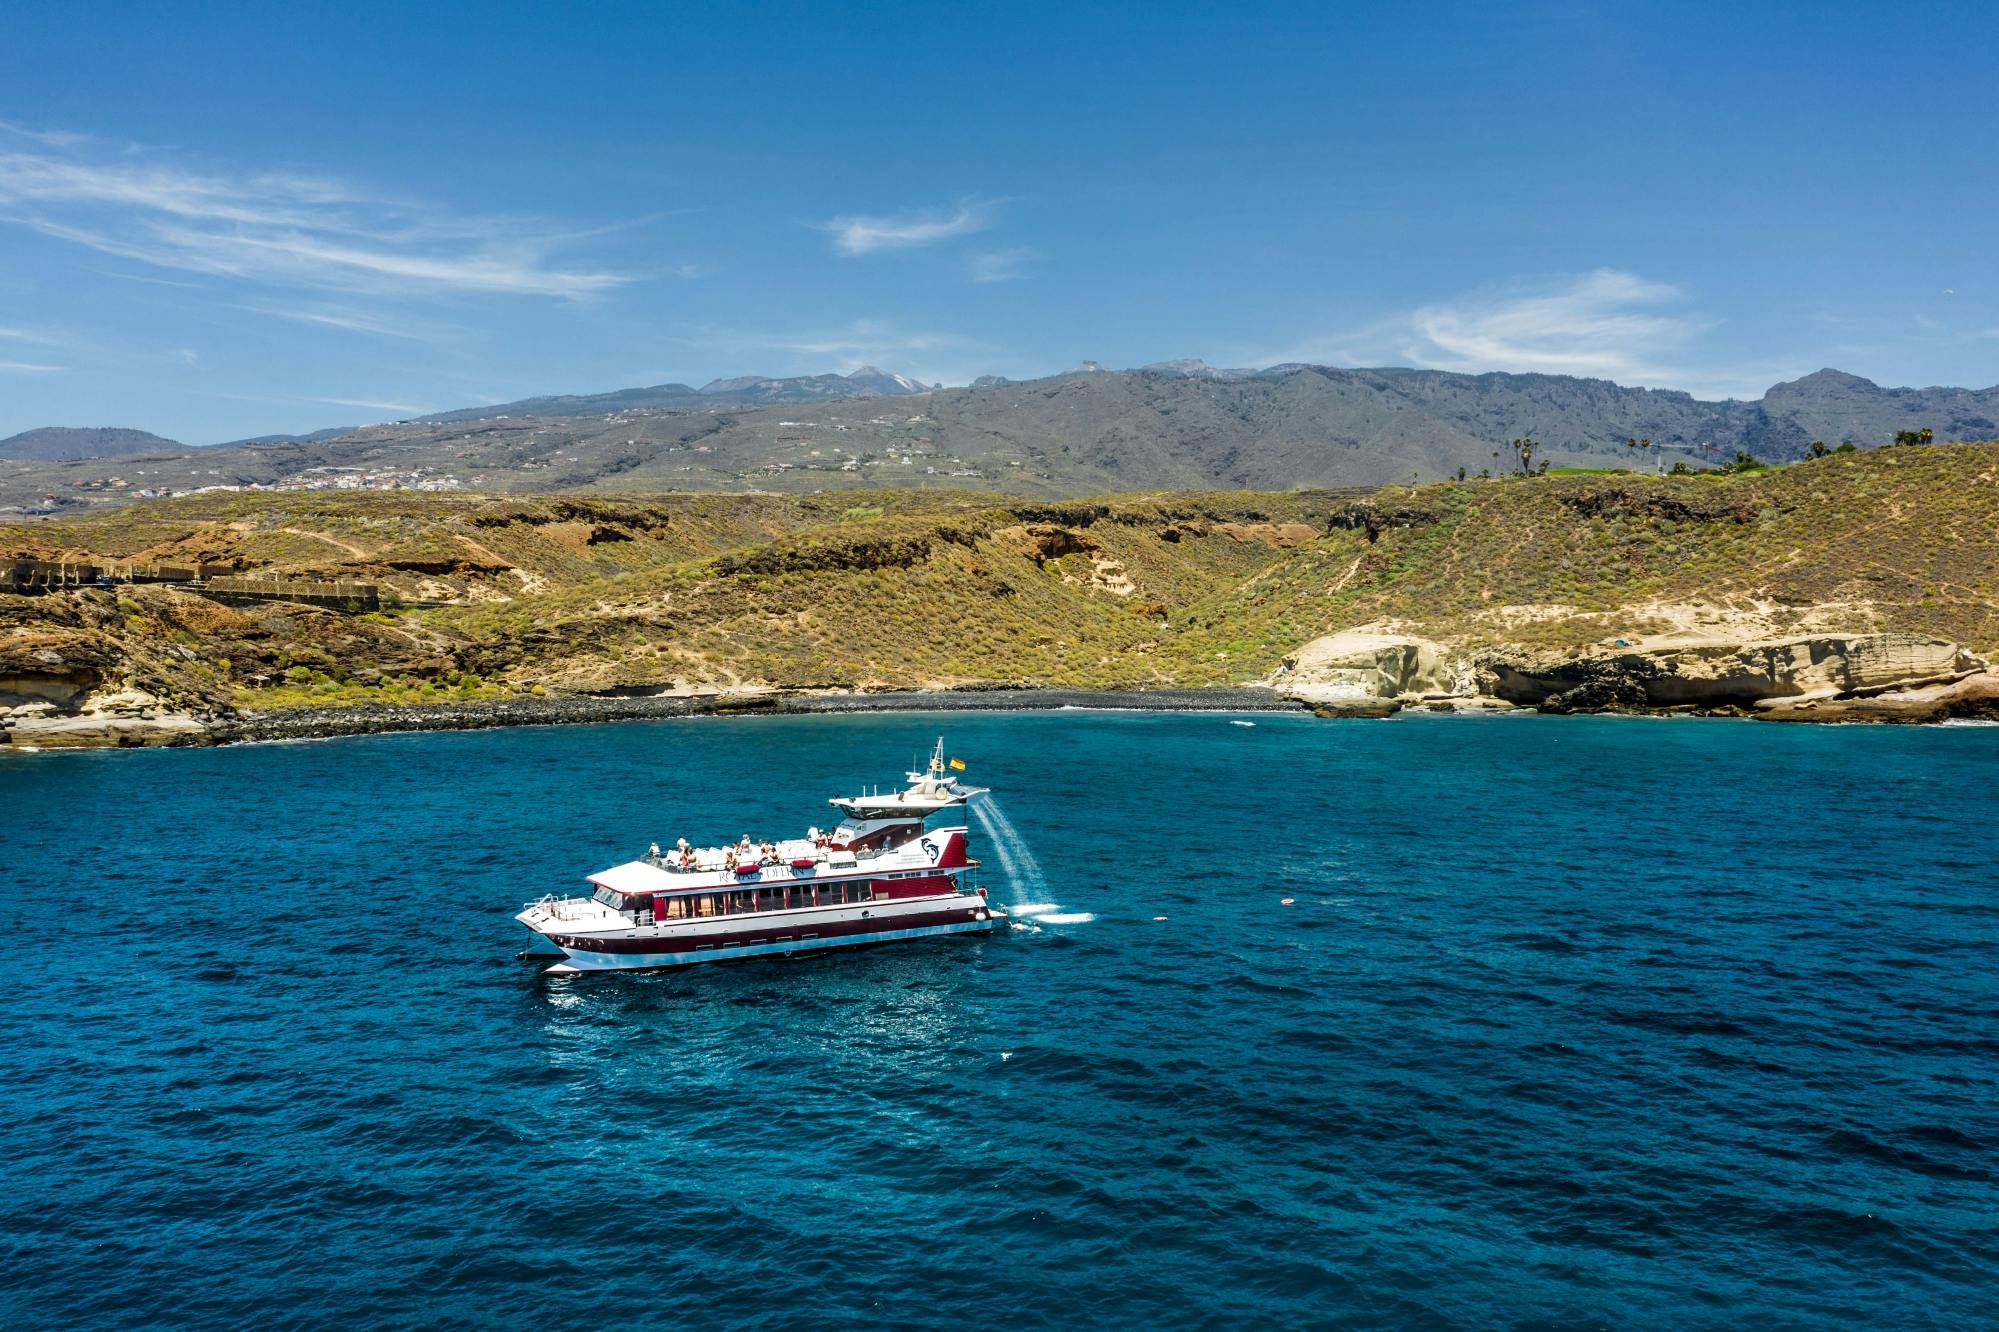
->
[5,442,1996,721]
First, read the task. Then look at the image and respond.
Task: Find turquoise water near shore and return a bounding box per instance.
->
[4,711,1997,1328]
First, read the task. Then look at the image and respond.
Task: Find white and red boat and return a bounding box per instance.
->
[516,740,1005,972]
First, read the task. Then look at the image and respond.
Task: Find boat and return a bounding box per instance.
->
[516,740,1006,972]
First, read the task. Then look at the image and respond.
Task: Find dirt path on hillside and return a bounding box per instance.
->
[281,527,373,558]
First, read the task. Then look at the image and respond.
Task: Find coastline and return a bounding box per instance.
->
[12,674,1999,752]
[219,685,1313,745]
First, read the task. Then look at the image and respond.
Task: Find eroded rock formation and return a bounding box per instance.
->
[1481,634,1988,715]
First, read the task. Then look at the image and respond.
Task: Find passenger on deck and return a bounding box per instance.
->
[648,842,661,863]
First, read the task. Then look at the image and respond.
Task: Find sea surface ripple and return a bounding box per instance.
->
[3,711,1997,1329]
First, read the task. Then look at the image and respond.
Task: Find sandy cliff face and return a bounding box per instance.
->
[1275,631,1461,708]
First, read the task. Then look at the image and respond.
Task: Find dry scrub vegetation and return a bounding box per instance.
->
[8,441,1996,711]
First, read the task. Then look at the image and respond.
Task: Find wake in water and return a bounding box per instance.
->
[970,797,1093,925]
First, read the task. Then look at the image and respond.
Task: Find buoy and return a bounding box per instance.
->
[1280,897,1295,906]
[1153,915,1169,922]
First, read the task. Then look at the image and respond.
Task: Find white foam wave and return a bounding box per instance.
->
[1028,912,1095,925]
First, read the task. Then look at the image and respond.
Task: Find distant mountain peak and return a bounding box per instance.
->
[842,366,929,394]
[1775,366,1879,392]
[1064,360,1110,375]
[1141,357,1262,381]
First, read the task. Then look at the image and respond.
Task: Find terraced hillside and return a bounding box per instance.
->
[4,441,1996,735]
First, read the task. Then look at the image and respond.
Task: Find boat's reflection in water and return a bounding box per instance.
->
[530,937,995,1088]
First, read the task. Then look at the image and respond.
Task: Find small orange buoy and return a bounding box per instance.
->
[1280,897,1295,906]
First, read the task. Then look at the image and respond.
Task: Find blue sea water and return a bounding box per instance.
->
[3,710,1997,1330]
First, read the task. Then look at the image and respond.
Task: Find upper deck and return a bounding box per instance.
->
[591,823,971,898]
[828,739,987,819]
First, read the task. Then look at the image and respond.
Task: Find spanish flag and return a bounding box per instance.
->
[949,757,966,771]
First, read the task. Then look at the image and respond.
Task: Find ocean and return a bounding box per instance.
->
[3,710,1995,1328]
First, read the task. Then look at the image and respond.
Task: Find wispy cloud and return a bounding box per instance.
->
[235,301,430,340]
[814,199,997,256]
[968,246,1038,283]
[1252,269,1770,395]
[683,317,990,386]
[307,395,431,416]
[0,360,65,374]
[0,325,58,343]
[1402,269,1703,381]
[758,318,967,359]
[0,122,635,298]
[0,119,92,150]
[169,347,199,366]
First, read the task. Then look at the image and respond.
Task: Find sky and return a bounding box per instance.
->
[2,0,1996,443]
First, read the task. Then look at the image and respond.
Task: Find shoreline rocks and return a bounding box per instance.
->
[1480,633,1993,719]
[208,686,1312,746]
[8,633,1997,752]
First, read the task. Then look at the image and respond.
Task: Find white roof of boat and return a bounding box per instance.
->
[589,860,676,895]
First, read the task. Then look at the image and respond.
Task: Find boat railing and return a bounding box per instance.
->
[527,892,598,923]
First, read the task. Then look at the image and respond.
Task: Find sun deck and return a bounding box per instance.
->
[593,824,971,896]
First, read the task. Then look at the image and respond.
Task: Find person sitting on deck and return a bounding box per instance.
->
[724,847,738,870]
[648,842,661,863]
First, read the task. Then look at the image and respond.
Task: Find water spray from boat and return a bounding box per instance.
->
[970,795,1093,926]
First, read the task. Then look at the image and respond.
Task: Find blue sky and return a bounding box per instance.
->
[3,0,1996,443]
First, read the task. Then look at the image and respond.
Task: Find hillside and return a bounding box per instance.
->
[5,363,1995,519]
[5,440,1997,744]
[0,426,183,462]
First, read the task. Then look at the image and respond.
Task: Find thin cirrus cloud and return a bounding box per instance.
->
[234,302,432,340]
[684,318,988,385]
[1,359,65,374]
[968,246,1038,283]
[0,121,635,299]
[1405,269,1706,382]
[308,395,432,416]
[1257,269,1743,394]
[813,198,997,256]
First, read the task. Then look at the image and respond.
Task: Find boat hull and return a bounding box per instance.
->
[520,897,1000,972]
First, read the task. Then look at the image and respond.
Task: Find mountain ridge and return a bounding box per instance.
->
[5,363,1997,515]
